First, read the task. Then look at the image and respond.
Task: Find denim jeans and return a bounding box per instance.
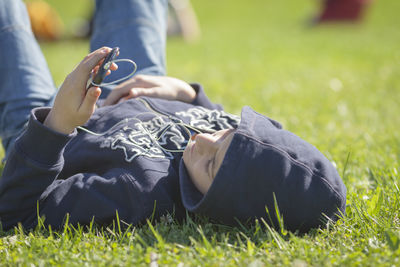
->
[0,0,168,159]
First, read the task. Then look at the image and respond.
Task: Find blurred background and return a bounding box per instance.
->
[2,0,399,186]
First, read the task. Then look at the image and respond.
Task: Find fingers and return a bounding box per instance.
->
[118,74,155,89]
[115,88,156,105]
[103,77,138,106]
[74,47,120,84]
[110,62,118,71]
[80,87,102,115]
[103,85,131,106]
[89,59,118,86]
[128,87,156,98]
[103,85,154,106]
[79,47,112,73]
[93,59,118,73]
[102,75,164,106]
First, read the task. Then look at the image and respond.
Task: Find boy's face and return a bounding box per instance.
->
[183,129,235,194]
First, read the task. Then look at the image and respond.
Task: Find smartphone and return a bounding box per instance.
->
[87,47,119,89]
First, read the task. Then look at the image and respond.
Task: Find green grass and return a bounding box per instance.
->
[1,0,400,265]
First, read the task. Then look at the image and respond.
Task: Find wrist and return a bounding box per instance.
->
[44,110,75,134]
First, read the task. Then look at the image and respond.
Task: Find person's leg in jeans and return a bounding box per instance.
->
[91,0,168,91]
[0,0,57,159]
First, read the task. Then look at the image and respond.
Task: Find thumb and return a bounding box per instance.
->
[80,87,101,116]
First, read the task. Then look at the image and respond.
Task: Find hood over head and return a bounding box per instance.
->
[179,106,346,232]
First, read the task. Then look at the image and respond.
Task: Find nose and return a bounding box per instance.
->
[194,133,218,154]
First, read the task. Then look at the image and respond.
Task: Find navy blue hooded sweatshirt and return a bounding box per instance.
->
[0,84,346,232]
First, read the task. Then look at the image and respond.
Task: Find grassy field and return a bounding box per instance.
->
[1,0,400,265]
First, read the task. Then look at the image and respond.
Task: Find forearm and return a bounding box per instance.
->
[0,108,75,230]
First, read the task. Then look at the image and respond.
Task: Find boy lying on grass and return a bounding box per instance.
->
[0,0,346,233]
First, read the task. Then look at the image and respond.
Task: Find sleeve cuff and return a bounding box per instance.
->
[189,83,223,111]
[15,107,77,165]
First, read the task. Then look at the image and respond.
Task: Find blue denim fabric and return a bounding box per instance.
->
[91,0,168,78]
[0,0,168,159]
[0,0,56,157]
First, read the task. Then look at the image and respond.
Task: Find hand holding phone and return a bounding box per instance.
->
[87,47,119,89]
[45,47,116,134]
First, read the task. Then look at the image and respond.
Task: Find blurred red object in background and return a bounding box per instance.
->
[316,0,371,23]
